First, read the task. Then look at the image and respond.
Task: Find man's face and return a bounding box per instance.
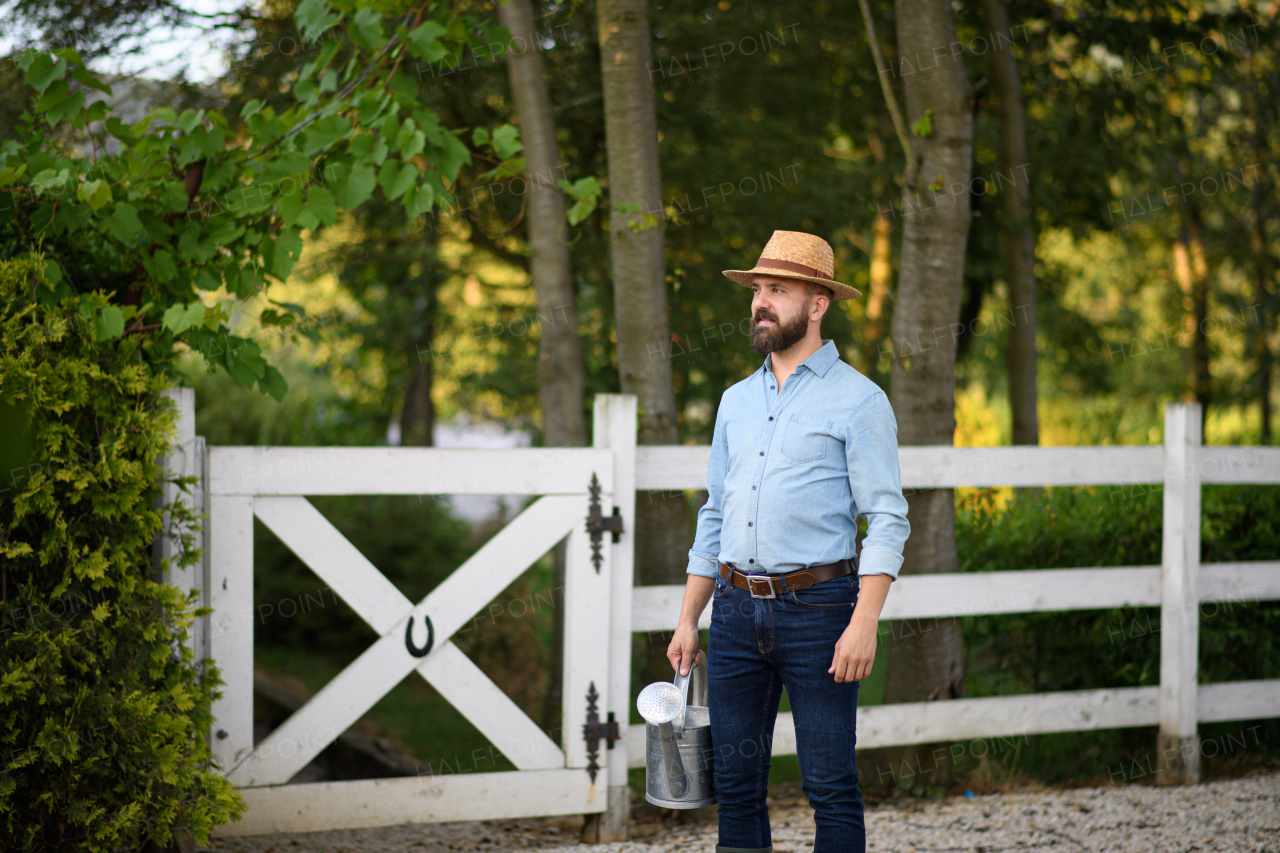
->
[750,275,815,354]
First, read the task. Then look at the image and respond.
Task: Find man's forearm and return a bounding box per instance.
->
[851,574,892,626]
[678,574,716,628]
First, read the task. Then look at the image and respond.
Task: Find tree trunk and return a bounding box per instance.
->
[401,338,435,447]
[1250,78,1272,444]
[880,0,973,793]
[1175,207,1212,415]
[498,0,587,741]
[498,0,586,452]
[597,0,689,592]
[862,127,894,372]
[980,0,1038,446]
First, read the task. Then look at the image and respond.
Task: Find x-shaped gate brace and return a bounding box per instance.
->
[227,493,589,788]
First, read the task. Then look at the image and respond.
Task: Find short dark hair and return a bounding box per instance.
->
[804,281,834,312]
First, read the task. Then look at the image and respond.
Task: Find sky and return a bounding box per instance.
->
[0,0,243,83]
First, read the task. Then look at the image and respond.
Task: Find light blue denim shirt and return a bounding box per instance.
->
[687,339,910,579]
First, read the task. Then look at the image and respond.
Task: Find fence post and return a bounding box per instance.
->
[1157,402,1201,784]
[153,387,208,667]
[592,394,637,842]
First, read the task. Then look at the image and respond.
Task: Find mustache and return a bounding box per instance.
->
[753,309,779,323]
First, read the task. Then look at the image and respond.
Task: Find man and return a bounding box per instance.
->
[666,230,909,853]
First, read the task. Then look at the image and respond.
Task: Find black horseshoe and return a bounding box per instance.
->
[405,615,434,658]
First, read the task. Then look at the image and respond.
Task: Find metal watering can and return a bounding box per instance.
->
[636,650,715,808]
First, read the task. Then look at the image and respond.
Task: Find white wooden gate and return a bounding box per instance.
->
[189,395,637,836]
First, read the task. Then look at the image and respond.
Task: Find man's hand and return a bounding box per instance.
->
[829,573,892,683]
[667,623,701,676]
[668,574,715,676]
[829,617,877,683]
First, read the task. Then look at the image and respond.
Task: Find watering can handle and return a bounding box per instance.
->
[671,650,702,735]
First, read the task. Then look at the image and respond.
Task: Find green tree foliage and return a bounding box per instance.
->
[0,1,525,402]
[0,255,243,849]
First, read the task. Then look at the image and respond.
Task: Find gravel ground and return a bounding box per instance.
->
[201,772,1280,853]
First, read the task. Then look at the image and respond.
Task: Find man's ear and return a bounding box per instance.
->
[811,294,830,321]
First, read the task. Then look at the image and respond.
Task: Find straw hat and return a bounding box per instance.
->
[723,230,861,300]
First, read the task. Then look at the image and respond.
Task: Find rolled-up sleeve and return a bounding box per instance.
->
[687,407,728,578]
[844,391,910,578]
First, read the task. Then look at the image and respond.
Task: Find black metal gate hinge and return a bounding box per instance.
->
[583,681,619,783]
[586,472,623,573]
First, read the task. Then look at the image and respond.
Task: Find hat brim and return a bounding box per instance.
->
[722,266,862,300]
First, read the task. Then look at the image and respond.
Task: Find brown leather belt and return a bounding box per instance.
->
[718,558,854,599]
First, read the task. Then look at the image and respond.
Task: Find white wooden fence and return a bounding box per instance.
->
[156,390,1280,837]
[631,403,1280,787]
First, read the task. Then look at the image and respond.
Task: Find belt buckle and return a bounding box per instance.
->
[745,574,777,599]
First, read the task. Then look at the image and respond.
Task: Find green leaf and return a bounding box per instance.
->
[912,108,934,138]
[406,20,448,62]
[201,125,225,159]
[31,168,68,194]
[404,182,434,218]
[567,197,596,226]
[241,99,263,120]
[349,134,389,166]
[560,174,599,199]
[350,7,387,50]
[25,54,67,94]
[176,109,198,133]
[45,90,84,128]
[35,81,70,114]
[334,163,376,208]
[0,165,28,188]
[356,91,390,128]
[163,301,206,334]
[295,0,340,42]
[270,229,303,280]
[258,364,289,401]
[106,202,146,242]
[53,47,86,68]
[151,249,178,283]
[491,124,523,160]
[95,305,125,340]
[259,152,310,184]
[195,269,220,291]
[471,127,490,146]
[278,185,304,226]
[43,258,63,286]
[303,187,336,227]
[105,118,139,145]
[77,178,112,211]
[302,114,352,155]
[71,66,113,96]
[378,161,418,200]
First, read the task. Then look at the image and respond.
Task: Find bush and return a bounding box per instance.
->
[956,484,1280,784]
[0,256,243,850]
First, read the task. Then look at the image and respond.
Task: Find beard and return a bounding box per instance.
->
[750,299,811,354]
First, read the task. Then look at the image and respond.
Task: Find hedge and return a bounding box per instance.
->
[0,255,243,850]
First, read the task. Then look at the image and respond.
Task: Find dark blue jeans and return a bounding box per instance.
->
[708,570,865,853]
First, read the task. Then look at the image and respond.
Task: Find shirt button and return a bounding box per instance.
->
[751,485,756,490]
[749,559,754,564]
[748,522,753,527]
[759,451,763,456]
[768,416,773,421]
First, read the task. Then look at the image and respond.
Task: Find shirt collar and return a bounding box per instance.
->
[762,339,839,379]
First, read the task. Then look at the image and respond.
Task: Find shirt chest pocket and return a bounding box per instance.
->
[781,414,836,463]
